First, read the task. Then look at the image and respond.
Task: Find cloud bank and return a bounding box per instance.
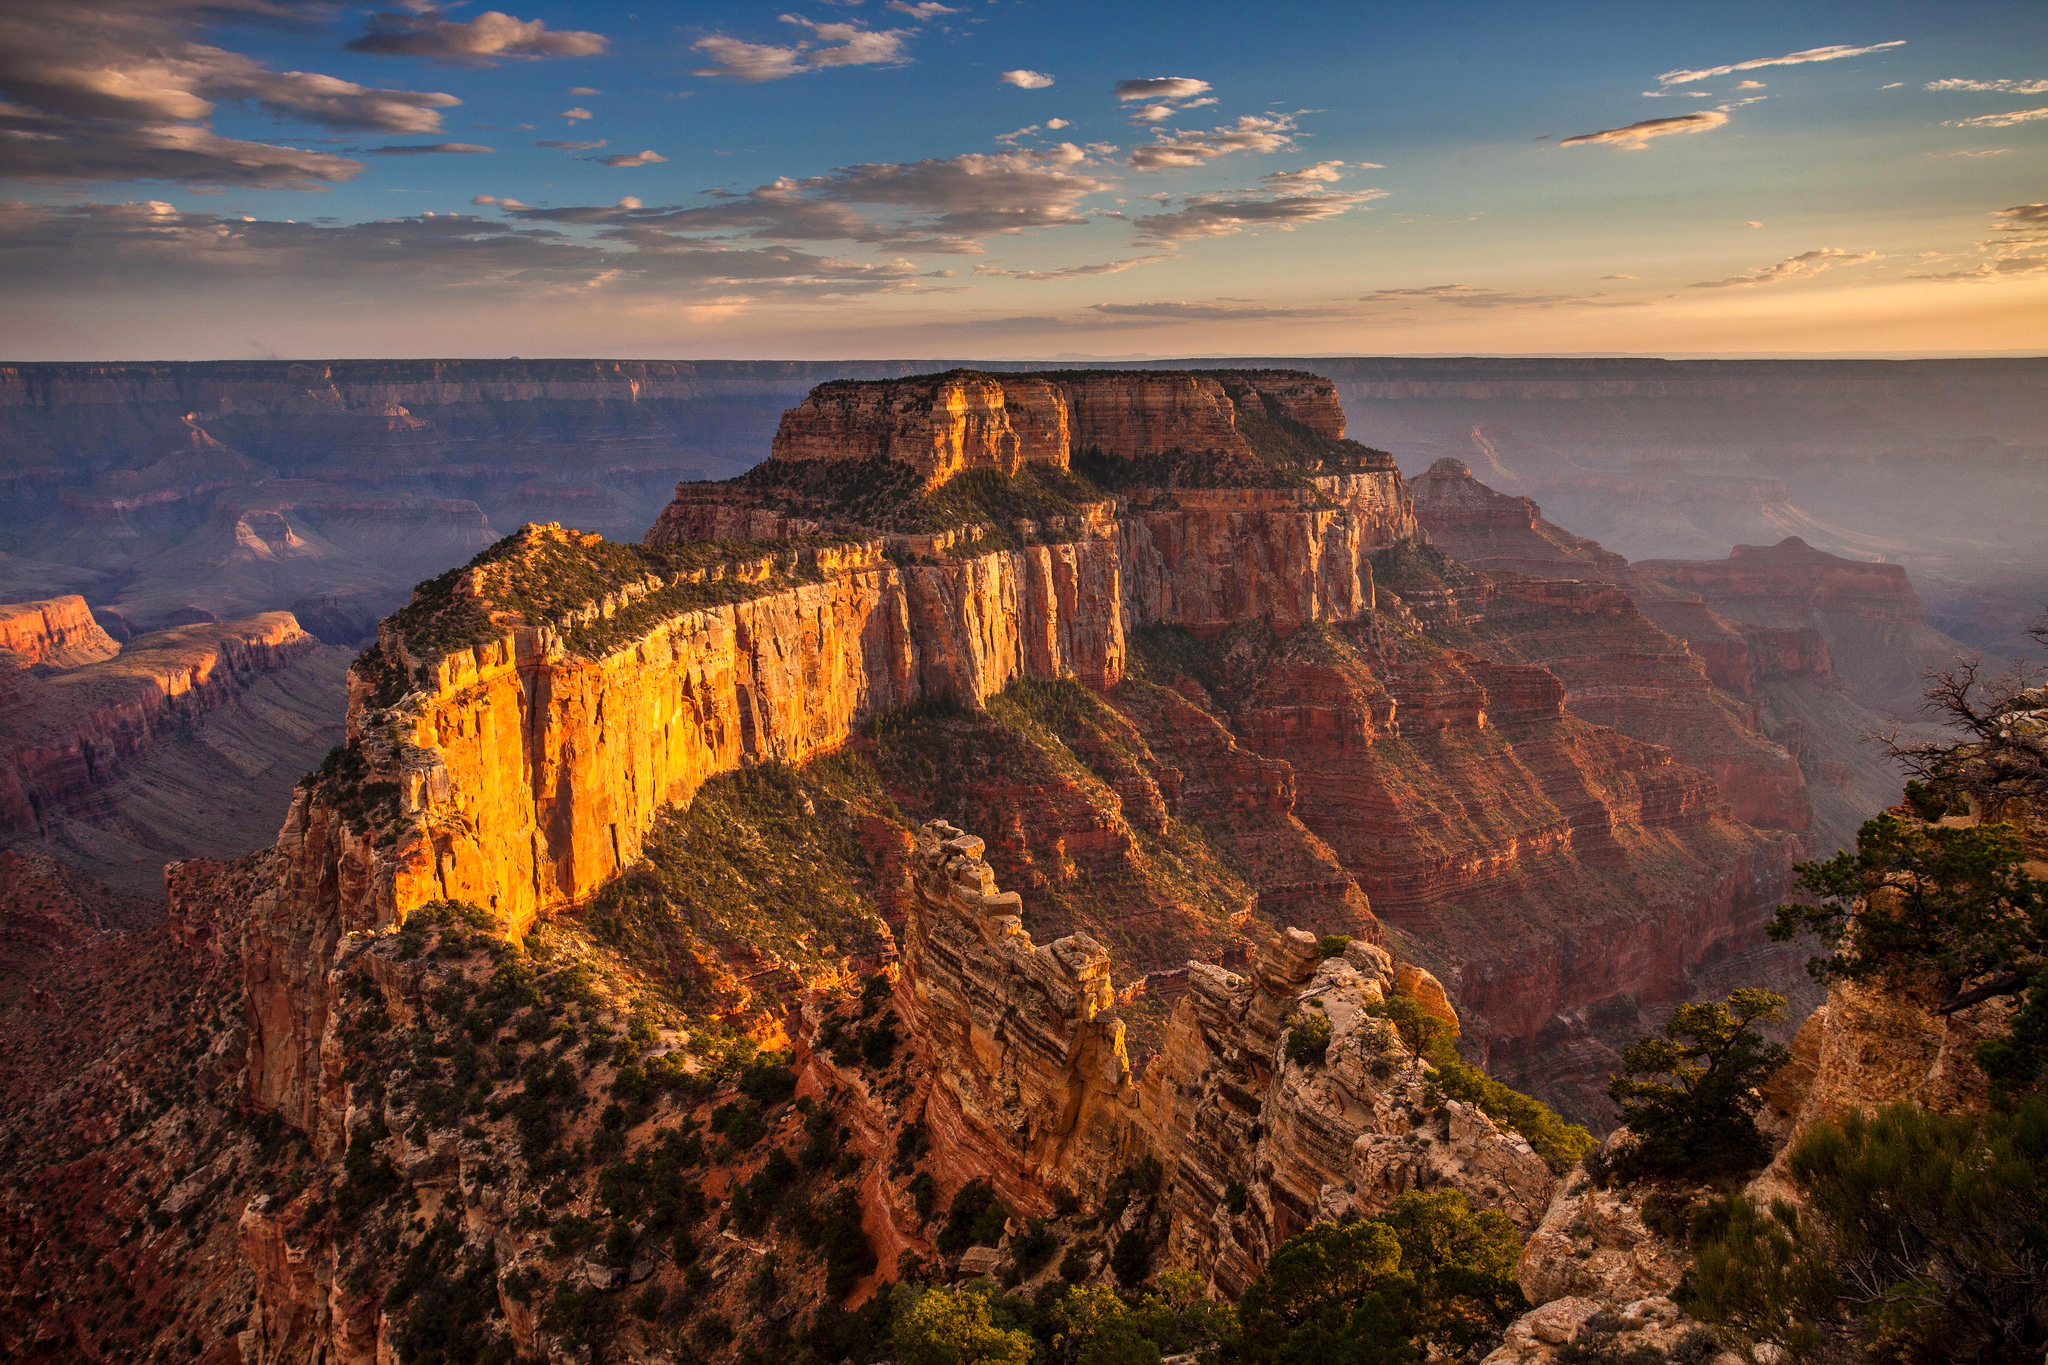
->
[345,11,608,66]
[1561,110,1728,150]
[1690,247,1878,288]
[1657,41,1905,86]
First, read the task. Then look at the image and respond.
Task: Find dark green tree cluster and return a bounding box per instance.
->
[1689,1098,2048,1363]
[1606,988,1790,1179]
[1772,812,2048,1099]
[1230,1189,1525,1365]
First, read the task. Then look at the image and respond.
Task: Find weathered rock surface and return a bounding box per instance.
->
[1412,457,1627,580]
[898,820,1143,1213]
[764,369,1358,486]
[0,595,121,671]
[0,610,328,841]
[896,816,1557,1299]
[1634,537,1968,719]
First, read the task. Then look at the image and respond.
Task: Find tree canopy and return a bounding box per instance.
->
[1607,988,1790,1178]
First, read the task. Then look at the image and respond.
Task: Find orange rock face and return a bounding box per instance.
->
[0,595,121,671]
[771,372,1073,486]
[764,368,1357,481]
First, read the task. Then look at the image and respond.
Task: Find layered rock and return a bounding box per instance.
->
[896,815,1555,1298]
[1139,935,1556,1297]
[0,596,120,671]
[897,821,1143,1213]
[1411,458,1627,580]
[771,372,1072,485]
[0,611,324,838]
[763,369,1360,481]
[1633,537,1965,717]
[1135,618,1801,1123]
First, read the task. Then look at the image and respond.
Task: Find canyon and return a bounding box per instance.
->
[0,594,349,894]
[0,361,2016,1363]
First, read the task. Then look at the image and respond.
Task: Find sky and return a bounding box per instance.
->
[0,0,2044,359]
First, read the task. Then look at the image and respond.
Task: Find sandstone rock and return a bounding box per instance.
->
[955,1245,1004,1279]
[1516,1157,1688,1307]
[1394,964,1458,1033]
[897,820,1141,1214]
[0,612,322,837]
[0,595,121,671]
[1412,459,1627,581]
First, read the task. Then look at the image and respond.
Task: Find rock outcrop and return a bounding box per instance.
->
[0,610,325,837]
[0,596,121,672]
[897,816,1556,1298]
[765,369,1358,486]
[898,821,1143,1213]
[1412,458,1627,580]
[1633,538,1966,718]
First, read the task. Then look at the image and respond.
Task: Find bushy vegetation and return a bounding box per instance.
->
[584,755,896,1013]
[1606,988,1790,1180]
[378,522,850,665]
[1370,992,1596,1172]
[1773,812,2048,1101]
[1689,1097,2048,1363]
[1232,1189,1525,1364]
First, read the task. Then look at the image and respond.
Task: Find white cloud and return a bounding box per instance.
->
[1926,78,2048,94]
[1744,220,1762,227]
[1001,69,1054,89]
[1733,80,1766,90]
[561,107,593,120]
[1690,247,1879,288]
[1129,104,1176,124]
[1357,283,1584,309]
[1946,106,2048,128]
[1129,113,1302,170]
[1045,118,1069,130]
[1133,186,1384,241]
[592,149,666,167]
[1560,110,1729,150]
[1909,203,2048,280]
[568,87,601,96]
[0,197,933,305]
[1115,77,1212,101]
[692,17,911,82]
[567,143,1113,254]
[887,1,958,16]
[973,254,1170,281]
[1658,41,1905,86]
[1091,300,1330,321]
[345,11,608,66]
[0,0,486,187]
[1259,160,1346,192]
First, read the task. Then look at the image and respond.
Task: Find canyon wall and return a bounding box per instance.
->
[0,596,120,671]
[0,609,325,838]
[899,817,1556,1297]
[764,368,1358,485]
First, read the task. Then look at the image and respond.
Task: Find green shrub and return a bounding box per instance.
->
[938,1180,1009,1256]
[1607,988,1788,1179]
[1284,1013,1333,1067]
[1691,1097,2048,1361]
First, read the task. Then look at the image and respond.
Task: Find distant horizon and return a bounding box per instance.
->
[6,350,2048,366]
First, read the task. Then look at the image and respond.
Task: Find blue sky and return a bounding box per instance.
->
[1,0,2043,357]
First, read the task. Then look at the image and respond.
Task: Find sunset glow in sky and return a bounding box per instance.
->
[1,0,2044,359]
